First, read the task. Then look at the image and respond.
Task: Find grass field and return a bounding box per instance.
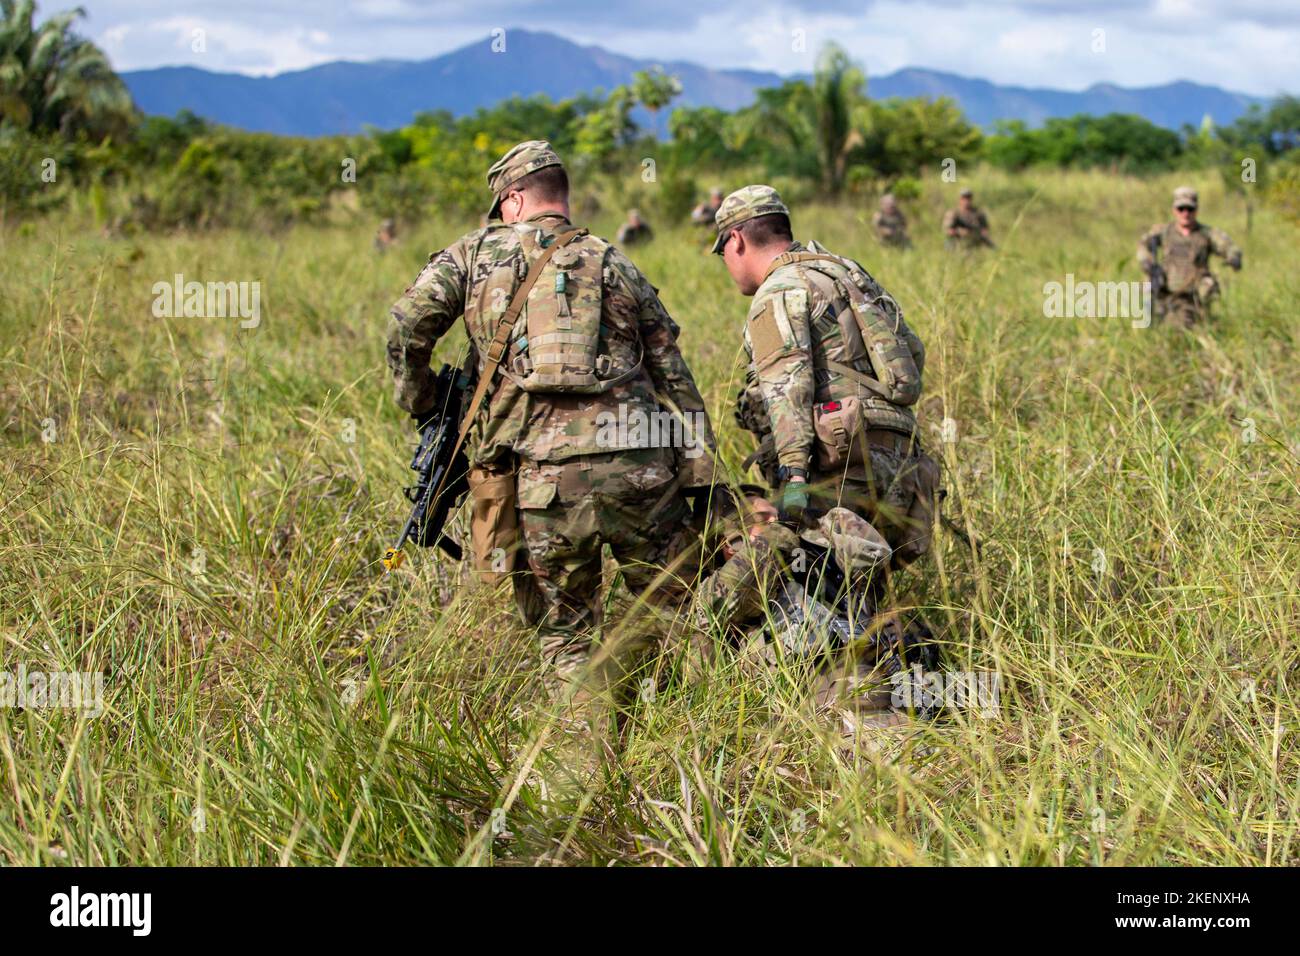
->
[1,167,1297,865]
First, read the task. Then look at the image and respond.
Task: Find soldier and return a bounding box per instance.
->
[615,208,654,247]
[872,194,911,249]
[386,140,717,725]
[711,185,940,709]
[1137,186,1242,328]
[942,187,993,249]
[691,187,724,227]
[374,217,397,253]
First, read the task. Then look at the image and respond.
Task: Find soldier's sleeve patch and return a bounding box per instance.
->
[747,298,785,365]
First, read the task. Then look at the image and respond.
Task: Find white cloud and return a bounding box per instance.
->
[66,0,1300,95]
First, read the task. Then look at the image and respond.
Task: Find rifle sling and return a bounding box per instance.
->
[430,225,587,509]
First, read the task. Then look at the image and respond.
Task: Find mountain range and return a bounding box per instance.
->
[120,28,1265,138]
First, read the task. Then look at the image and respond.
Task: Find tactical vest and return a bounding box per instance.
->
[1156,223,1212,295]
[496,229,643,395]
[769,241,925,437]
[466,221,659,462]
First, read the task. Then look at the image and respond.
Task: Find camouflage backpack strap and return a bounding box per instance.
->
[431,225,586,505]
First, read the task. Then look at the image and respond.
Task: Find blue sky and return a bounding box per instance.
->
[64,0,1298,96]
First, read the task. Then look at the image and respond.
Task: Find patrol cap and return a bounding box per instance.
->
[959,187,973,198]
[800,507,892,577]
[486,140,564,219]
[1173,185,1198,209]
[711,184,790,254]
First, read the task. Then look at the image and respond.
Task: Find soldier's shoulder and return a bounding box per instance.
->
[602,240,661,297]
[753,261,811,303]
[453,221,521,257]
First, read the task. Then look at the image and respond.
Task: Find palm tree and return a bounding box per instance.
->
[729,43,868,195]
[0,0,136,140]
[811,44,868,195]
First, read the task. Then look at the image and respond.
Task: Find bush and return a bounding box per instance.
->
[0,128,70,221]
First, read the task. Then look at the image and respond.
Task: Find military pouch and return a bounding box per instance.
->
[506,236,643,395]
[468,460,523,587]
[812,396,869,471]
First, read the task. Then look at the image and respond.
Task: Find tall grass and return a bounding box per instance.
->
[1,167,1296,865]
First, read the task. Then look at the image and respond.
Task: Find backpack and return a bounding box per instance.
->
[781,241,925,406]
[505,231,643,394]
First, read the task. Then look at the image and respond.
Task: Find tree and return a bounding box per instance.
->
[1220,96,1300,156]
[728,43,869,194]
[860,96,981,179]
[810,43,867,194]
[632,67,682,115]
[0,1,136,141]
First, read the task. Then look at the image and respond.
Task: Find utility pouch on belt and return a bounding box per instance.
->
[468,460,521,586]
[812,396,869,471]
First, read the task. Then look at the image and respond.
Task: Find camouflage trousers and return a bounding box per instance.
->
[1155,275,1220,329]
[515,446,699,699]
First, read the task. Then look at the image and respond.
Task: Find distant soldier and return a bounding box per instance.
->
[943,187,993,249]
[374,217,397,253]
[872,193,911,249]
[1137,186,1242,328]
[615,208,654,247]
[711,185,940,713]
[691,187,724,228]
[386,141,717,729]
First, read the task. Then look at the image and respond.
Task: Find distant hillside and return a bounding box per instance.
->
[121,28,1266,137]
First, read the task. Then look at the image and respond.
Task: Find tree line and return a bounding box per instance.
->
[3,2,1299,229]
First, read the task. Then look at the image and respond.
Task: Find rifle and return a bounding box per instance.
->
[381,363,474,571]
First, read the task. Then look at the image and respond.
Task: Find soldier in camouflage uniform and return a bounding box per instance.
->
[710,185,940,724]
[942,188,993,249]
[1137,186,1242,329]
[713,185,939,590]
[872,194,911,249]
[374,217,397,253]
[386,141,717,714]
[615,208,654,247]
[691,187,724,228]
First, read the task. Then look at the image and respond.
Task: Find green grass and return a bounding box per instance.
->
[1,167,1297,865]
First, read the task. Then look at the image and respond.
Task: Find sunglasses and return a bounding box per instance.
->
[1175,205,1195,212]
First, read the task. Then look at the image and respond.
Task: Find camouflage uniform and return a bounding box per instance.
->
[716,186,939,577]
[942,190,993,249]
[872,196,910,249]
[375,218,397,253]
[691,189,724,227]
[615,210,654,247]
[1136,186,1242,328]
[386,141,716,693]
